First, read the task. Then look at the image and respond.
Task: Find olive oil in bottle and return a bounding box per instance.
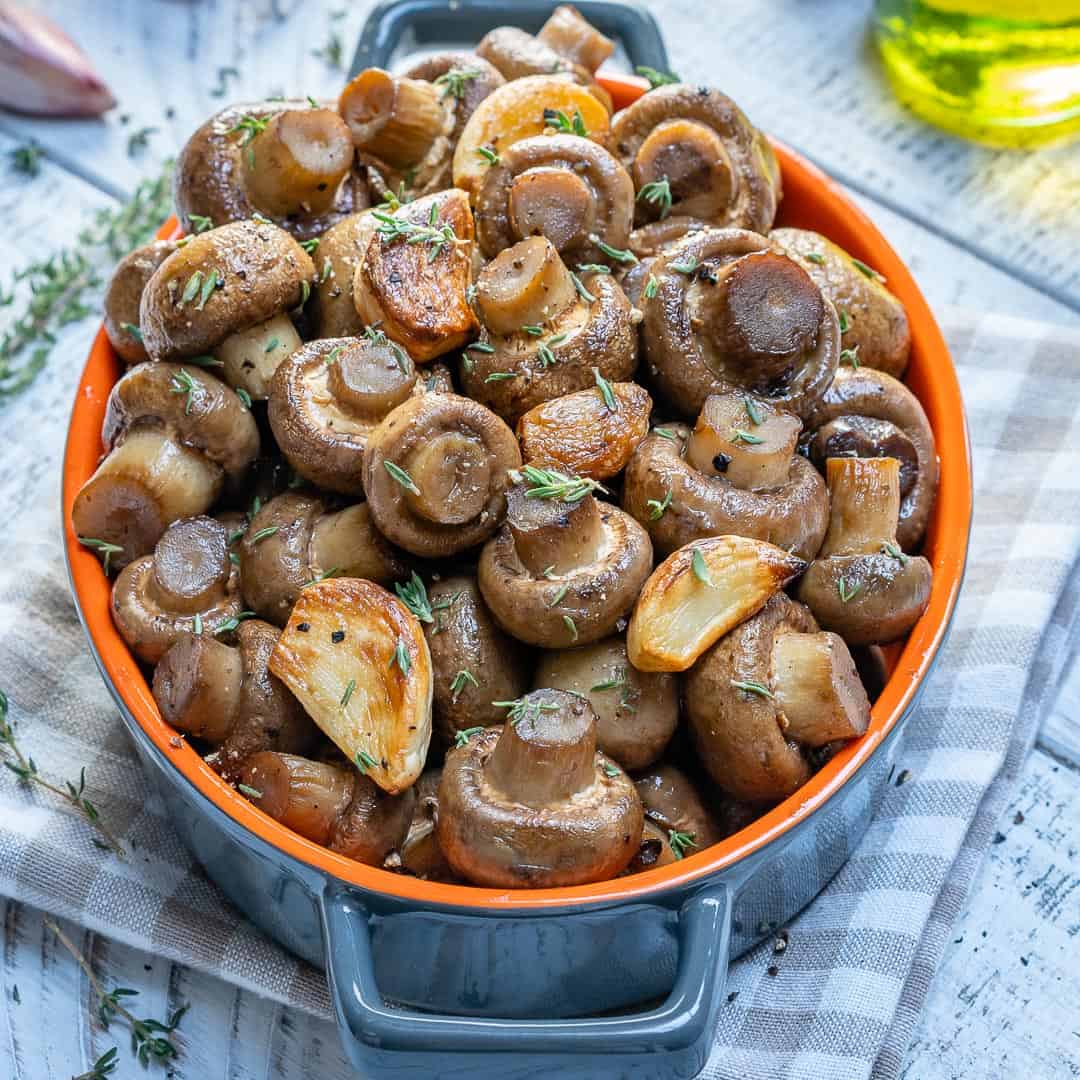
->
[874,1,1080,147]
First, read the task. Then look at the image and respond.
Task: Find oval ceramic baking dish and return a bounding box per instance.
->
[62,60,972,1080]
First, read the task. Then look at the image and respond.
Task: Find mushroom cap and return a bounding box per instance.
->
[310,211,377,339]
[635,764,723,849]
[103,239,180,364]
[140,220,314,361]
[622,423,829,560]
[772,227,910,378]
[329,774,417,866]
[174,100,371,240]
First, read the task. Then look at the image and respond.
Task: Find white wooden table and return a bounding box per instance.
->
[1,2,1078,1077]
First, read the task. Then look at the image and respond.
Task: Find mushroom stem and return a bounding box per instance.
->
[820,456,901,557]
[339,68,447,169]
[147,515,231,614]
[486,690,597,808]
[403,431,494,525]
[538,5,614,73]
[152,633,243,742]
[685,392,800,490]
[217,312,302,401]
[475,236,578,336]
[770,630,870,746]
[635,119,730,217]
[508,169,595,255]
[243,108,354,218]
[327,339,415,418]
[506,485,604,577]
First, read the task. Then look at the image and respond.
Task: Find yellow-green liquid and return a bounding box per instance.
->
[875,0,1080,146]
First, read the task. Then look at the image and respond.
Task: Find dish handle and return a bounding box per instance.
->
[319,882,732,1078]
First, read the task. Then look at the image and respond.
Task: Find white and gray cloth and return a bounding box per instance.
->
[0,309,1077,1080]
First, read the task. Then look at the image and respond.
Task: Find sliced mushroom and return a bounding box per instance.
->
[238,751,415,866]
[772,227,911,378]
[533,636,677,770]
[153,618,315,780]
[140,220,315,400]
[478,476,652,649]
[362,392,521,558]
[641,229,840,419]
[310,210,378,339]
[111,515,243,664]
[71,362,260,567]
[239,493,408,626]
[175,100,369,240]
[610,84,780,233]
[474,135,634,265]
[796,456,932,645]
[437,690,643,887]
[804,366,938,551]
[635,764,723,855]
[622,392,829,560]
[103,239,180,364]
[353,188,478,363]
[685,592,870,802]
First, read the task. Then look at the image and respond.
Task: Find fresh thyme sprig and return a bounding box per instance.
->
[395,572,434,623]
[73,1047,119,1079]
[668,829,697,859]
[449,669,479,703]
[637,177,672,219]
[372,206,460,262]
[435,67,481,99]
[510,464,607,503]
[492,697,561,726]
[636,65,680,89]
[542,107,588,136]
[453,725,485,748]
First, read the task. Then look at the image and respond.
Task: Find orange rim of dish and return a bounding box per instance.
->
[62,73,972,911]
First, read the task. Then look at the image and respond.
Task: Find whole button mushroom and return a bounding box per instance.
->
[237,751,416,867]
[459,236,639,425]
[797,457,932,646]
[685,592,871,803]
[239,492,408,626]
[437,691,643,887]
[103,239,180,364]
[71,362,259,569]
[635,764,724,861]
[362,392,521,559]
[111,516,243,664]
[533,635,678,771]
[310,210,378,339]
[398,768,462,882]
[175,100,367,240]
[804,366,938,551]
[152,618,315,781]
[140,219,316,400]
[641,228,840,420]
[478,468,652,649]
[622,391,829,561]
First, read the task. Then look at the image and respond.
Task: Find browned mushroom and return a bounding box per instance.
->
[399,768,462,881]
[103,239,180,364]
[641,229,840,419]
[111,515,243,664]
[474,135,634,265]
[437,690,643,887]
[362,391,521,558]
[610,84,780,233]
[175,100,370,240]
[622,391,829,560]
[152,618,315,780]
[237,751,415,866]
[533,636,677,770]
[804,366,938,551]
[796,456,932,645]
[478,471,652,648]
[239,492,408,626]
[71,362,260,568]
[635,764,723,859]
[140,220,316,400]
[685,592,871,802]
[772,228,911,378]
[310,210,377,339]
[537,5,615,73]
[459,237,639,425]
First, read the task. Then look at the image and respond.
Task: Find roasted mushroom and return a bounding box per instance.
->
[537,5,615,73]
[641,229,840,419]
[533,636,677,770]
[474,134,634,265]
[310,210,377,339]
[635,764,723,857]
[175,100,367,240]
[71,362,260,567]
[685,592,871,802]
[772,227,911,378]
[399,768,461,881]
[797,456,932,645]
[103,239,180,364]
[238,751,415,866]
[622,391,828,560]
[152,618,315,780]
[140,220,315,400]
[362,391,521,558]
[804,366,938,551]
[460,237,639,425]
[437,690,643,887]
[478,472,652,649]
[111,515,243,664]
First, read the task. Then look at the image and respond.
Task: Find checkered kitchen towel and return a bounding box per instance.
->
[0,308,1078,1079]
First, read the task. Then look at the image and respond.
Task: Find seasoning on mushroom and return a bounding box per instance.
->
[635,764,723,857]
[103,239,180,365]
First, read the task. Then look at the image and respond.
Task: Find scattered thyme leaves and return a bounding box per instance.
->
[395,572,434,623]
[637,177,672,219]
[636,65,680,89]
